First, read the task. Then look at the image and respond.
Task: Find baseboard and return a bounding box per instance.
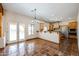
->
[7,37,40,45]
[26,37,40,41]
[38,37,59,45]
[26,37,59,45]
[7,37,59,46]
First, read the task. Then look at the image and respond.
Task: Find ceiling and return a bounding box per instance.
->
[2,3,79,22]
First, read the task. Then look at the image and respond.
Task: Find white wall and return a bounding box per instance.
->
[1,10,68,48]
[3,11,60,44]
[3,10,78,44]
[3,10,38,43]
[0,9,78,48]
[77,10,79,49]
[0,38,6,48]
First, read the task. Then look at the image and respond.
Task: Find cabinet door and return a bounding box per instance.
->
[19,24,25,41]
[40,23,44,32]
[68,22,77,29]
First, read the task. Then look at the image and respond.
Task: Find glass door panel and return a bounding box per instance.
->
[9,23,17,42]
[19,24,25,41]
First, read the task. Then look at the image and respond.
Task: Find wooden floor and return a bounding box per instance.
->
[0,38,63,56]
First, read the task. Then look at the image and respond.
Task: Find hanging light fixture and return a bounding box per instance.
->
[31,8,40,24]
[34,8,37,20]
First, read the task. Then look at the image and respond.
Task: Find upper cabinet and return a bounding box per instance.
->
[68,21,77,29]
[48,23,54,33]
[40,23,44,32]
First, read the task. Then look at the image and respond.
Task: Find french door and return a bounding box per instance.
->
[19,24,25,41]
[8,23,25,43]
[9,23,17,43]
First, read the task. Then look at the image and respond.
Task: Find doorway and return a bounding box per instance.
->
[19,24,25,41]
[9,23,17,43]
[8,23,25,43]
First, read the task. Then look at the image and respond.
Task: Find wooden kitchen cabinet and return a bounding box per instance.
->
[40,23,44,32]
[0,4,3,37]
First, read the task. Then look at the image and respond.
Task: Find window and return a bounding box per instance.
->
[9,23,25,43]
[9,23,17,41]
[19,24,25,40]
[28,24,34,35]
